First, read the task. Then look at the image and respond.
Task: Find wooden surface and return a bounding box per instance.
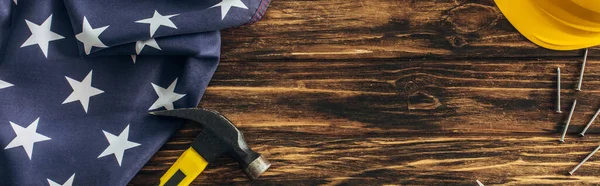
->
[130,0,600,185]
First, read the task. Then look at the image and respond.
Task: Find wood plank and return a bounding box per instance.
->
[130,60,600,185]
[220,0,599,61]
[132,133,600,185]
[201,60,600,134]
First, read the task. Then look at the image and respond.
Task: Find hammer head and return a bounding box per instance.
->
[150,108,270,180]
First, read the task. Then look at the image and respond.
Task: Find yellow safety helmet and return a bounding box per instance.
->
[495,0,600,50]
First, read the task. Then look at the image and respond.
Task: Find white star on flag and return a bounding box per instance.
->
[131,55,137,64]
[47,173,75,186]
[4,118,51,160]
[149,78,186,110]
[211,0,248,20]
[21,14,65,58]
[63,70,104,113]
[75,17,109,55]
[98,125,141,166]
[0,79,13,89]
[135,38,161,55]
[135,10,179,37]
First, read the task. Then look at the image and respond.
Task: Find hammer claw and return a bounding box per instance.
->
[149,108,221,123]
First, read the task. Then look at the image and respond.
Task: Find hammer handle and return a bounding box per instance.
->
[159,147,209,186]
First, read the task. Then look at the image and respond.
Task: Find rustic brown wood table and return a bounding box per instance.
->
[130,0,600,185]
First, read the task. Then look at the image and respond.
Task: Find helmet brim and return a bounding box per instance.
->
[495,0,600,50]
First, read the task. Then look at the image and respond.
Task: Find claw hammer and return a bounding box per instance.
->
[150,108,271,186]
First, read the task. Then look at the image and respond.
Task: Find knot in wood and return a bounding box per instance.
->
[445,3,499,34]
[394,76,436,96]
[447,35,467,48]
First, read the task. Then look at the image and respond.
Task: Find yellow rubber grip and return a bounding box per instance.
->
[159,147,209,186]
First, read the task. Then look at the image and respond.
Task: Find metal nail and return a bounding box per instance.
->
[560,100,577,143]
[476,180,484,186]
[580,108,600,137]
[557,67,562,113]
[576,48,588,91]
[569,145,600,175]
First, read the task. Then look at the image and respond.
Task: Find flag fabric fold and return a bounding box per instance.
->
[62,0,268,56]
[0,0,270,185]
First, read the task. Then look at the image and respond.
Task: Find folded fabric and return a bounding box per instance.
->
[0,0,270,185]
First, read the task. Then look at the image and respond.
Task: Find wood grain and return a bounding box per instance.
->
[130,60,600,185]
[134,133,600,185]
[205,60,600,134]
[220,0,598,61]
[130,0,600,185]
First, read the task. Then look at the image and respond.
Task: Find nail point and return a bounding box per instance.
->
[569,145,600,175]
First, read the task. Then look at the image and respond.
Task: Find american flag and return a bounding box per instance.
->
[0,0,270,185]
